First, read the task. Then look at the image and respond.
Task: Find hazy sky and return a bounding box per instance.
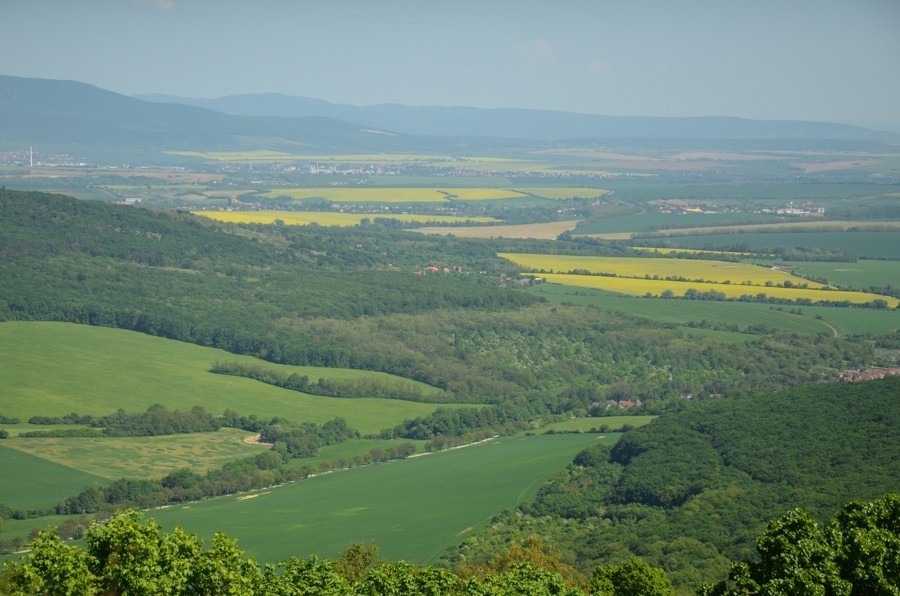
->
[3,0,899,128]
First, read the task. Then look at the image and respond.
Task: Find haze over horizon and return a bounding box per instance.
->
[2,0,899,131]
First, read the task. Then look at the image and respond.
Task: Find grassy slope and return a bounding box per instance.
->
[0,322,460,435]
[148,433,617,564]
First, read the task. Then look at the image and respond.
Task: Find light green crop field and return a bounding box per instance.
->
[0,444,108,510]
[4,428,266,480]
[0,322,463,435]
[148,433,615,564]
[499,253,824,287]
[528,283,900,336]
[193,210,500,227]
[539,416,656,432]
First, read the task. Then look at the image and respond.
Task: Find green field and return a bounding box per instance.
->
[775,259,900,290]
[638,231,900,259]
[528,283,900,336]
[283,438,430,472]
[0,445,107,510]
[148,433,615,564]
[573,212,788,235]
[539,416,656,432]
[0,322,463,435]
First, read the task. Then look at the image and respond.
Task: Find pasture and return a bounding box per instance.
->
[498,253,823,287]
[529,283,900,336]
[0,322,460,435]
[415,220,580,240]
[536,273,899,307]
[193,210,499,227]
[148,433,615,564]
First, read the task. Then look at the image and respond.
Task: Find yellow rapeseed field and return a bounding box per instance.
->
[194,211,499,227]
[538,273,899,307]
[498,253,823,288]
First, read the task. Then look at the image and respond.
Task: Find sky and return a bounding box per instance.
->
[2,0,899,129]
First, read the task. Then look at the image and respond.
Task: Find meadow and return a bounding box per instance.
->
[148,433,616,564]
[537,273,899,307]
[0,322,461,435]
[193,210,499,227]
[498,253,823,287]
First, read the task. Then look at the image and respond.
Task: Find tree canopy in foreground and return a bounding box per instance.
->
[2,493,896,595]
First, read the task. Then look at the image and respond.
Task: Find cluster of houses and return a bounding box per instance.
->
[593,399,643,409]
[834,367,900,382]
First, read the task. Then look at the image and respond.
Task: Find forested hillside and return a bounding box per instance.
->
[0,189,872,406]
[441,377,900,591]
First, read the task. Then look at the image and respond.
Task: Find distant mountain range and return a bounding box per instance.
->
[136,91,891,142]
[0,74,896,161]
